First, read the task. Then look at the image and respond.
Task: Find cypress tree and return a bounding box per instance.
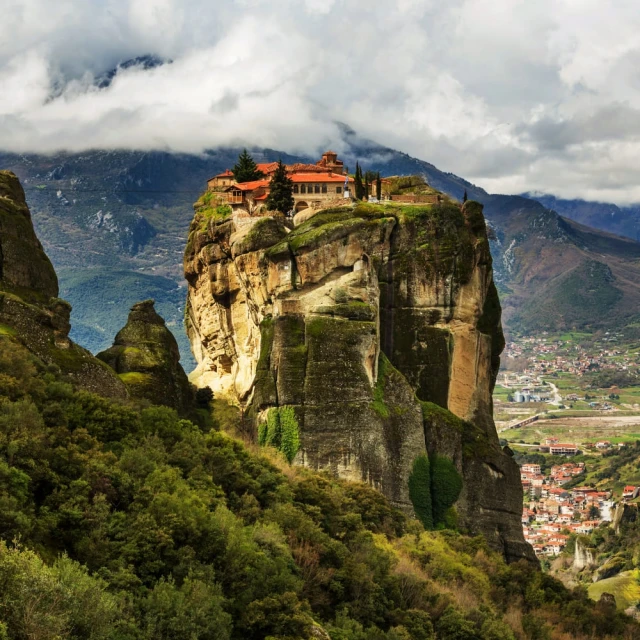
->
[463,190,468,203]
[354,163,364,200]
[430,455,463,528]
[376,173,382,200]
[232,149,264,183]
[408,454,433,529]
[265,160,294,215]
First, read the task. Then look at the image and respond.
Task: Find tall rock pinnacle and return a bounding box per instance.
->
[97,300,194,414]
[184,198,536,564]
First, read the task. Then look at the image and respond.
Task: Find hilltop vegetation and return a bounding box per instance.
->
[0,334,635,639]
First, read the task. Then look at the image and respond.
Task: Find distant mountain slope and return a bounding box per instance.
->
[523,193,640,243]
[2,130,640,362]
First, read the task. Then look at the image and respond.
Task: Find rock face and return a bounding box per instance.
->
[612,503,638,534]
[0,171,126,398]
[184,201,535,563]
[97,300,193,414]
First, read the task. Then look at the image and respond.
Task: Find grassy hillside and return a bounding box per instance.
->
[0,333,636,639]
[589,571,640,610]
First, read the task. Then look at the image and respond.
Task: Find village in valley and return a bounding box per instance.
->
[493,331,640,559]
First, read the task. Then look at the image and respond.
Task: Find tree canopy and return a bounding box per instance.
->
[265,160,294,214]
[232,149,264,183]
[0,335,634,640]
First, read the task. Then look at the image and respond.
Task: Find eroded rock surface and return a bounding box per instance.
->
[0,171,126,399]
[184,201,535,563]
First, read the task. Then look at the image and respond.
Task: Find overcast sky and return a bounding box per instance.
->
[2,0,640,203]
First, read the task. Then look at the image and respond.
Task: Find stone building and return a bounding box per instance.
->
[220,152,354,214]
[207,169,235,191]
[315,150,346,175]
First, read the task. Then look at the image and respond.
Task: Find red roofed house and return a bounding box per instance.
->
[316,151,346,175]
[549,443,578,456]
[623,486,639,501]
[207,169,236,191]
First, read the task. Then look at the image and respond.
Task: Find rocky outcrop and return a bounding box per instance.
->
[574,537,598,570]
[184,200,534,563]
[0,171,126,399]
[97,300,193,414]
[612,502,638,534]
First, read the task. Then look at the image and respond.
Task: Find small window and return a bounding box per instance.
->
[336,186,342,194]
[301,184,306,194]
[293,184,299,194]
[322,184,327,194]
[314,184,320,194]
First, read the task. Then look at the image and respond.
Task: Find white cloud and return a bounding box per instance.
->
[2,0,640,203]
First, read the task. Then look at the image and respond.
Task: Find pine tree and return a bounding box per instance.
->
[265,160,294,215]
[463,190,468,203]
[376,173,382,200]
[232,149,264,183]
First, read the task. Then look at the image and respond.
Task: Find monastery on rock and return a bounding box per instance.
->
[207,151,355,214]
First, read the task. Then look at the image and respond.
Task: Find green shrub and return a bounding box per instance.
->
[279,406,300,463]
[265,407,281,447]
[258,422,268,446]
[435,606,476,640]
[430,455,463,528]
[408,455,433,530]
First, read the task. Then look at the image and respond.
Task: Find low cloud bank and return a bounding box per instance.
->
[3,0,640,203]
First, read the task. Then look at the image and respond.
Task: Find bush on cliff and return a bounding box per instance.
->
[430,455,463,529]
[408,454,463,531]
[0,335,635,640]
[260,405,300,463]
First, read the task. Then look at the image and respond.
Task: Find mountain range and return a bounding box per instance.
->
[2,126,640,362]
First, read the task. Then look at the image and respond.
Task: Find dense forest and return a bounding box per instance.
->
[0,335,636,640]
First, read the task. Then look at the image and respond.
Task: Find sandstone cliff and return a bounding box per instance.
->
[97,299,193,413]
[184,200,535,563]
[0,171,126,399]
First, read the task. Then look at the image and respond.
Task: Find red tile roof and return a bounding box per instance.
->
[256,162,279,175]
[291,173,354,183]
[226,179,270,192]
